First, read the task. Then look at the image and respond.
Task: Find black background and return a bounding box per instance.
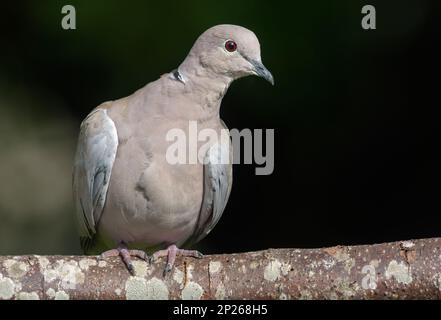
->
[0,0,440,255]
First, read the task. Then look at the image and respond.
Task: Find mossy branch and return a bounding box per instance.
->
[1,238,440,300]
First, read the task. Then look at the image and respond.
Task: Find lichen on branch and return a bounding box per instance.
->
[1,238,440,300]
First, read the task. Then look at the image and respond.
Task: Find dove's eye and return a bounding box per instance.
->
[225,40,237,52]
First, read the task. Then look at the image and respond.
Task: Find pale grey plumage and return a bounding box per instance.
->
[73,109,118,242]
[188,125,233,246]
[72,24,273,255]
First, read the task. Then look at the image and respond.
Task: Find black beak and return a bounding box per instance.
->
[250,60,274,85]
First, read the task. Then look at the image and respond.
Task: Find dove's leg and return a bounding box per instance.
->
[151,244,203,276]
[99,243,148,275]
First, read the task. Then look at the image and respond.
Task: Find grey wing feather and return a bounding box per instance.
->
[191,134,233,245]
[72,108,118,243]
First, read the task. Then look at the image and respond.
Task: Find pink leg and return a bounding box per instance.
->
[151,244,203,276]
[99,244,148,275]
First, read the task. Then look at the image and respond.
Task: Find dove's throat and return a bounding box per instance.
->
[178,66,232,118]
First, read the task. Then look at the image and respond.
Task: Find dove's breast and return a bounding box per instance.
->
[97,110,207,249]
[99,132,204,249]
[94,81,227,250]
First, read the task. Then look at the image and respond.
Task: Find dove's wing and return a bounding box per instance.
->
[72,108,118,252]
[189,130,233,245]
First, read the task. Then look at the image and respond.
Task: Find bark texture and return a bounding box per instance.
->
[1,238,440,300]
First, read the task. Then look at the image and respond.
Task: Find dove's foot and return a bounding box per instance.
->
[150,244,203,276]
[99,245,148,275]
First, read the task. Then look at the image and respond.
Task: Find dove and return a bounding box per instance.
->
[72,24,274,275]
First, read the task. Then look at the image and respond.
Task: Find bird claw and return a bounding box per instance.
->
[150,245,204,277]
[127,263,135,276]
[98,247,148,276]
[163,263,172,277]
[194,252,203,259]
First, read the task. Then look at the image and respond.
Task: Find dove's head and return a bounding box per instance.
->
[180,24,274,85]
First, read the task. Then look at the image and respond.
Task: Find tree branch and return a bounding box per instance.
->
[1,238,440,299]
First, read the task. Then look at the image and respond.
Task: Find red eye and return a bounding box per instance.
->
[225,40,237,52]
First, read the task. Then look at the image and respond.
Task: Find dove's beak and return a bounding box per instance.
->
[250,60,274,86]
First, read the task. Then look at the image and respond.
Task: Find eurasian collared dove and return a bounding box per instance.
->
[73,24,273,275]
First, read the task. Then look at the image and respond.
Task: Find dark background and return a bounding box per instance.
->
[1,0,440,255]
